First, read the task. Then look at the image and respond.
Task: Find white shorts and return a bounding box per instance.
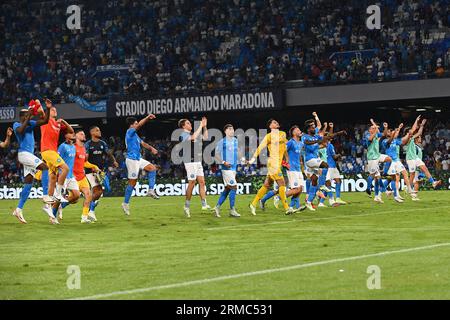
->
[221,170,237,186]
[64,177,79,191]
[407,159,425,173]
[305,158,323,169]
[18,151,43,178]
[184,162,204,181]
[287,171,304,188]
[367,154,388,176]
[304,165,319,177]
[387,161,405,175]
[327,168,341,180]
[126,158,151,179]
[86,173,99,188]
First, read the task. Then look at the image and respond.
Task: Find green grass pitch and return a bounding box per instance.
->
[1,191,450,300]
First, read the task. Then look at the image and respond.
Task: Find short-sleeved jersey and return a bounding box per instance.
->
[125,128,142,160]
[73,144,88,181]
[302,134,323,162]
[40,118,61,152]
[215,137,238,171]
[364,131,383,160]
[286,138,304,172]
[13,120,37,153]
[85,139,109,173]
[58,142,76,179]
[382,138,402,161]
[326,142,337,168]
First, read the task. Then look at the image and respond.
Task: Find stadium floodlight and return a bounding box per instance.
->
[416,108,426,112]
[435,109,442,113]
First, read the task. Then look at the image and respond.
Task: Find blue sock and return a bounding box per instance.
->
[124,185,134,204]
[290,196,297,208]
[320,191,327,203]
[41,170,49,195]
[307,185,317,203]
[391,181,397,197]
[148,171,156,189]
[52,207,58,218]
[62,202,69,209]
[217,189,230,207]
[306,179,311,193]
[383,163,390,176]
[229,189,236,209]
[318,172,326,187]
[336,182,341,198]
[379,179,386,192]
[374,179,380,196]
[261,190,276,204]
[18,183,32,209]
[384,179,390,190]
[428,177,435,184]
[367,176,374,191]
[89,201,96,212]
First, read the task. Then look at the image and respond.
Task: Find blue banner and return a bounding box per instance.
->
[69,95,107,113]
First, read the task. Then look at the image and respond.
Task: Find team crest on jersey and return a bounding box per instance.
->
[294,182,298,187]
[57,158,61,163]
[132,173,137,177]
[35,159,40,163]
[230,180,235,184]
[190,174,195,179]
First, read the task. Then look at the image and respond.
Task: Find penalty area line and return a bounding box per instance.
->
[69,242,450,300]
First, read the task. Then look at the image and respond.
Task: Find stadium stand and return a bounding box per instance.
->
[1,0,450,107]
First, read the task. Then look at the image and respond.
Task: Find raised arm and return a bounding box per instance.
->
[0,127,13,148]
[136,114,156,131]
[201,117,208,140]
[382,122,389,137]
[412,119,427,139]
[36,99,52,127]
[328,122,334,135]
[410,115,421,135]
[312,112,321,130]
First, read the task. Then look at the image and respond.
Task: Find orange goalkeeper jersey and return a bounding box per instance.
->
[73,144,88,181]
[40,118,61,152]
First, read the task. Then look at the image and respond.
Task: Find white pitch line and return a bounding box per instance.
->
[70,242,450,300]
[206,206,450,231]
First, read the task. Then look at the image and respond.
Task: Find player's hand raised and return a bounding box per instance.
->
[45,98,53,109]
[6,127,13,137]
[312,112,318,118]
[329,122,334,128]
[151,148,158,155]
[148,114,156,120]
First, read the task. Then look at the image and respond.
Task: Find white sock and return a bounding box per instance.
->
[55,184,62,197]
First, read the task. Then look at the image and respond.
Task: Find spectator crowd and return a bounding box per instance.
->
[1,0,450,107]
